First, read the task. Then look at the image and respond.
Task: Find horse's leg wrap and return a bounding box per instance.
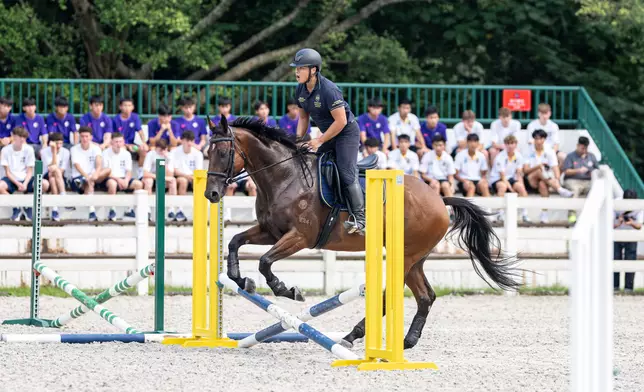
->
[227,226,275,294]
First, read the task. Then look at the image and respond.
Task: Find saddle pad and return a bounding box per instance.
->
[319,169,366,211]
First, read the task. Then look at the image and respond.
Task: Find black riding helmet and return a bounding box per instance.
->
[290,48,322,83]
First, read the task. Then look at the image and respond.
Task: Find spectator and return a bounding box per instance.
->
[70,126,111,222]
[40,132,71,222]
[17,97,47,157]
[0,127,35,221]
[253,100,277,127]
[148,104,181,149]
[419,135,455,197]
[358,98,391,152]
[453,110,486,160]
[279,97,311,138]
[387,134,419,177]
[489,107,521,165]
[388,98,421,151]
[361,137,387,169]
[614,189,643,292]
[173,131,204,222]
[488,135,529,222]
[417,106,447,157]
[523,129,573,223]
[46,96,77,149]
[0,97,16,147]
[80,95,113,150]
[102,132,143,221]
[527,103,565,166]
[455,133,490,197]
[112,97,147,167]
[563,136,599,223]
[142,138,178,221]
[175,96,208,153]
[212,97,236,126]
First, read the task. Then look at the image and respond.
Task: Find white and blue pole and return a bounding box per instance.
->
[237,284,364,348]
[218,274,359,361]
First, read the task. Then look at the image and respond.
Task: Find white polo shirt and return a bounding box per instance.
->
[40,146,71,175]
[102,147,132,179]
[172,146,204,175]
[527,119,560,148]
[419,150,456,180]
[490,119,521,145]
[525,147,558,169]
[71,143,102,178]
[489,150,524,184]
[388,112,420,145]
[453,121,485,143]
[455,149,488,181]
[1,143,35,182]
[143,150,174,175]
[387,148,419,176]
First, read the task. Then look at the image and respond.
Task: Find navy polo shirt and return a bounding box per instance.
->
[295,74,355,133]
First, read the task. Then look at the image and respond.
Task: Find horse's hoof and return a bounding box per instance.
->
[290,286,305,302]
[403,336,419,350]
[339,339,353,349]
[243,277,256,294]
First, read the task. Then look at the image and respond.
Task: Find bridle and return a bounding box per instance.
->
[206,125,315,188]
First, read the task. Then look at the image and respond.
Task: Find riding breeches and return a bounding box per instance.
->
[317,120,360,188]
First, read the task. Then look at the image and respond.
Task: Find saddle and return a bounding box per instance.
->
[313,151,379,249]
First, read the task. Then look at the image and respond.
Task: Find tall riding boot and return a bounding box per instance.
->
[343,182,366,235]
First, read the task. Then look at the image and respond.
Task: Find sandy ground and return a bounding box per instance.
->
[0,294,642,392]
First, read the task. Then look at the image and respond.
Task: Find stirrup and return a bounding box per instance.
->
[343,214,365,235]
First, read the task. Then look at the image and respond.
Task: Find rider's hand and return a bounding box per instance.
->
[307,137,323,152]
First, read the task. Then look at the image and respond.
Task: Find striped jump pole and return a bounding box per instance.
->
[238,284,364,348]
[50,264,155,328]
[33,262,141,334]
[218,273,359,361]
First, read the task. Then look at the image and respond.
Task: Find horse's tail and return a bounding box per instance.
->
[443,197,521,291]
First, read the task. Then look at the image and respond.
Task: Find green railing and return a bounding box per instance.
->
[0,79,640,193]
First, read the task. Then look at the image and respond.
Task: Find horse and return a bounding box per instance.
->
[204,115,520,349]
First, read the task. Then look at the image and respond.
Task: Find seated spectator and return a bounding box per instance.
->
[279,97,311,138]
[212,97,237,126]
[361,137,387,169]
[70,126,111,222]
[453,110,486,160]
[358,98,390,152]
[417,106,447,157]
[173,131,204,222]
[419,135,455,197]
[388,98,420,151]
[148,104,181,149]
[80,95,113,150]
[527,103,565,166]
[46,96,77,149]
[142,139,178,221]
[112,97,147,166]
[0,96,16,147]
[614,189,643,292]
[102,132,143,221]
[488,135,529,222]
[40,132,71,222]
[455,133,489,197]
[175,96,208,153]
[523,129,573,223]
[563,136,599,223]
[17,97,47,157]
[489,107,521,166]
[253,100,277,127]
[0,127,35,221]
[387,134,419,177]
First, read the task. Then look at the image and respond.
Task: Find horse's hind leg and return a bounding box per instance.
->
[258,227,307,301]
[341,290,386,349]
[227,225,276,293]
[403,258,436,349]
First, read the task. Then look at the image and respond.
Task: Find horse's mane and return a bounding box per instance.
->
[227,117,300,151]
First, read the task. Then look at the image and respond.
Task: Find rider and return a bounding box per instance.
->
[290,48,365,235]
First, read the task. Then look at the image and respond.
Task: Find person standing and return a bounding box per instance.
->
[614,189,643,292]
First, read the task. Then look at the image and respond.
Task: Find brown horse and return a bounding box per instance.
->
[205,116,520,349]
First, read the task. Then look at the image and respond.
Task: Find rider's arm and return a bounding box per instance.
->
[318,107,346,143]
[296,109,310,138]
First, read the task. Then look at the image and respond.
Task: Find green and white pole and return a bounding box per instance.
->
[154,158,166,332]
[50,263,155,328]
[2,160,50,327]
[33,262,141,334]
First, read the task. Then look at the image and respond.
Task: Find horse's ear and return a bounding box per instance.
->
[220,114,229,131]
[206,115,216,131]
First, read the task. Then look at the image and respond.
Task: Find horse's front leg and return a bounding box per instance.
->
[258,227,308,302]
[228,224,276,294]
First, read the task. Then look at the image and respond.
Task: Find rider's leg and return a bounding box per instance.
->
[335,122,365,235]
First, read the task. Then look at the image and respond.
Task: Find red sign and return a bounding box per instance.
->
[502,89,532,112]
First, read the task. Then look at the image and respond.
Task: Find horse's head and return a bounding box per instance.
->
[205,115,245,203]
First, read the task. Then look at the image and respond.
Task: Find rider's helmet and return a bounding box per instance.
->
[289,48,322,74]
